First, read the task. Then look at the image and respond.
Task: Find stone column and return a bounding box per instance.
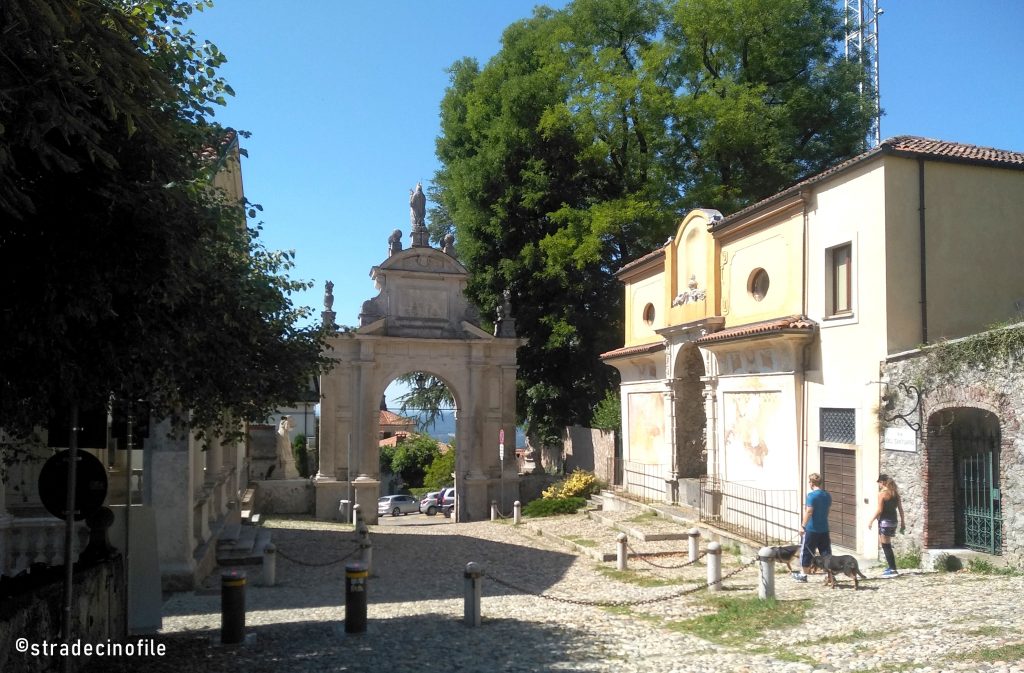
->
[146,418,197,591]
[663,385,679,504]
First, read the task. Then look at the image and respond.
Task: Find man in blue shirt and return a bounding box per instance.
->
[794,472,832,581]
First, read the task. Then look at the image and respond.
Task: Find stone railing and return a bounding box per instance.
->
[0,516,89,577]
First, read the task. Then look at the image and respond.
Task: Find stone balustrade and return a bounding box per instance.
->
[0,516,88,577]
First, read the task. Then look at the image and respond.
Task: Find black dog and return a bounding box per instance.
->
[811,554,868,589]
[765,544,801,573]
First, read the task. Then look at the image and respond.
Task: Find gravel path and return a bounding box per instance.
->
[84,512,1024,673]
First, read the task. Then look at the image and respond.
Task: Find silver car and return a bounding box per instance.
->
[378,494,419,517]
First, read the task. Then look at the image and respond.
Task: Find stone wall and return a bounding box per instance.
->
[254,479,314,514]
[883,351,1024,567]
[562,426,617,484]
[0,557,126,673]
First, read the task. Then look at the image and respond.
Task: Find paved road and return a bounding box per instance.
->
[75,513,1024,673]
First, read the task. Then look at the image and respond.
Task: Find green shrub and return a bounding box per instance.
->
[895,543,921,570]
[967,558,1020,576]
[292,435,309,478]
[522,496,587,518]
[542,469,601,499]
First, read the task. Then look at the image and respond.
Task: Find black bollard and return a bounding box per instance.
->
[221,570,246,644]
[344,561,368,634]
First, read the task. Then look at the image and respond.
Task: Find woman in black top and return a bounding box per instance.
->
[868,473,905,577]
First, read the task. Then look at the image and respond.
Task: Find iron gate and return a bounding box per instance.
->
[953,427,1002,554]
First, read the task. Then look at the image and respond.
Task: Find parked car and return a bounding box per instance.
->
[378,494,419,517]
[439,487,455,517]
[420,491,441,515]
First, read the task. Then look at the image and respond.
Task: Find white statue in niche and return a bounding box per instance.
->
[275,416,300,480]
[672,273,707,306]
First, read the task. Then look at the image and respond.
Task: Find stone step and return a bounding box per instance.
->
[217,527,271,566]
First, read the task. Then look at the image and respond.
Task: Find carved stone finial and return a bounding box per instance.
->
[442,233,456,257]
[388,229,403,257]
[494,289,517,337]
[324,280,335,311]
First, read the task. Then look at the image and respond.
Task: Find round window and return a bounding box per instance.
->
[643,303,655,325]
[749,269,770,302]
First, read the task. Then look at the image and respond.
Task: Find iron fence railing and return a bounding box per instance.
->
[699,476,801,546]
[608,459,669,503]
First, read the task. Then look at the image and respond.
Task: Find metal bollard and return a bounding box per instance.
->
[491,500,498,521]
[339,499,350,522]
[261,543,276,587]
[344,561,368,634]
[757,546,776,600]
[220,570,246,644]
[464,561,484,627]
[688,527,701,563]
[513,500,521,525]
[616,533,628,571]
[706,541,722,592]
[352,503,361,527]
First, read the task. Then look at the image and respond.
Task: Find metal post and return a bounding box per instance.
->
[344,561,368,634]
[339,499,350,523]
[757,547,776,600]
[352,503,361,527]
[262,543,276,587]
[513,500,521,525]
[688,527,701,563]
[707,541,722,592]
[220,570,246,644]
[490,500,497,521]
[61,403,79,673]
[616,533,628,571]
[464,561,483,627]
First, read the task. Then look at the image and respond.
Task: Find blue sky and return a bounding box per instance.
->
[188,0,1024,401]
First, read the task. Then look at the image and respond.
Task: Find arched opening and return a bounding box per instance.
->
[926,407,1002,554]
[377,372,459,499]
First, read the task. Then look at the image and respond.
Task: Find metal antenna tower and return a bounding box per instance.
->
[843,0,883,147]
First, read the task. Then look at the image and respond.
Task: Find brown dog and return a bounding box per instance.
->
[766,544,801,573]
[811,554,868,589]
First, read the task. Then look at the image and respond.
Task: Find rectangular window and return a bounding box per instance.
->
[828,243,852,316]
[820,407,856,444]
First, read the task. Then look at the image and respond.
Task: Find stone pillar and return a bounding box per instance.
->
[352,477,380,525]
[147,418,197,591]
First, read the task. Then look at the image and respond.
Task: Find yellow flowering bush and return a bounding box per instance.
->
[542,468,600,499]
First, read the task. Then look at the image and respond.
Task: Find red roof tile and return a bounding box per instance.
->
[600,341,666,360]
[714,136,1024,232]
[695,315,816,345]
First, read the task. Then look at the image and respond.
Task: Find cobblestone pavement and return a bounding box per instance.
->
[85,511,1024,673]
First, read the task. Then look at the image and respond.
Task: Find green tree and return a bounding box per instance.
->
[380,434,441,488]
[433,0,873,442]
[394,372,454,432]
[423,448,456,490]
[0,0,326,442]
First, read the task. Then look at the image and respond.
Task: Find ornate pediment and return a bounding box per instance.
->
[377,248,467,275]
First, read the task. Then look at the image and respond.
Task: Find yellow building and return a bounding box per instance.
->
[603,136,1024,559]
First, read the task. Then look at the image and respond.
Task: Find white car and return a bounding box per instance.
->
[378,494,420,517]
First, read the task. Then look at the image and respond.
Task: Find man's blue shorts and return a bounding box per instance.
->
[801,531,832,569]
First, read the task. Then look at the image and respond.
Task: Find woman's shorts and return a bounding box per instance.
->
[879,520,898,537]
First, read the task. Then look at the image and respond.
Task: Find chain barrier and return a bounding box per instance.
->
[274,542,361,567]
[627,543,706,569]
[485,556,758,608]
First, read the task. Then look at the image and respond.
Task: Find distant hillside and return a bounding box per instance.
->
[392,409,525,447]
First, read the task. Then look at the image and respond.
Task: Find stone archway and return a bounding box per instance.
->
[314,232,520,525]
